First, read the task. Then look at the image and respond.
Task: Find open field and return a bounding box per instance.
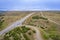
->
[0,11,32,31]
[42,11,60,24]
[0,11,60,40]
[23,11,60,40]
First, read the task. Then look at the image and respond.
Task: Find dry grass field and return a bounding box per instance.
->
[24,12,60,28]
[0,11,60,40]
[42,11,60,24]
[0,11,32,31]
[23,11,60,40]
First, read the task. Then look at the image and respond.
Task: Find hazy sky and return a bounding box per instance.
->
[0,0,60,11]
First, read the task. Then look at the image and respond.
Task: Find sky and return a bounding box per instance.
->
[0,0,60,11]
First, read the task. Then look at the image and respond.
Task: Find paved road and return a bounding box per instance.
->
[25,25,43,40]
[0,12,43,40]
[0,12,35,35]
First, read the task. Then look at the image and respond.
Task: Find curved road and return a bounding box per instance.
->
[25,25,43,40]
[0,12,43,40]
[0,12,35,35]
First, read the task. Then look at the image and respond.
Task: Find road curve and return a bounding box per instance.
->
[25,25,43,40]
[0,12,35,35]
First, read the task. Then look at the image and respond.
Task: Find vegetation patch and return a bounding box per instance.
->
[0,16,5,31]
[32,15,48,20]
[2,26,35,40]
[39,17,48,20]
[0,12,29,31]
[41,24,60,40]
[32,15,40,19]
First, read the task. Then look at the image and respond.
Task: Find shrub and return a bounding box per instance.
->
[28,32,32,35]
[21,26,30,33]
[40,26,45,29]
[23,34,30,40]
[32,15,48,20]
[4,27,31,40]
[49,34,60,40]
[40,17,48,20]
[0,17,4,28]
[33,30,36,33]
[32,16,40,19]
[42,32,49,39]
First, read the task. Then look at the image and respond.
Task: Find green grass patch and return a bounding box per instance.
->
[3,26,31,40]
[42,24,60,40]
[32,15,48,20]
[32,15,40,19]
[23,33,30,40]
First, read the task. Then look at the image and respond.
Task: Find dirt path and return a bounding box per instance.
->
[0,12,35,35]
[0,12,43,40]
[24,25,43,40]
[40,12,60,25]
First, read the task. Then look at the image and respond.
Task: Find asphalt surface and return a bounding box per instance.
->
[0,12,43,40]
[0,12,35,35]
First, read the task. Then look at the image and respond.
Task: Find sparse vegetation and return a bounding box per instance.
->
[32,15,40,19]
[23,34,30,40]
[24,12,60,40]
[0,11,30,31]
[28,32,32,35]
[49,32,60,40]
[2,26,35,40]
[0,11,60,40]
[39,17,48,20]
[41,23,60,40]
[32,15,48,20]
[42,32,49,40]
[0,16,5,30]
[47,25,60,40]
[32,30,36,33]
[21,26,30,33]
[43,11,60,24]
[3,26,30,40]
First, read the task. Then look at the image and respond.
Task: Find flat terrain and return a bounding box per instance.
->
[0,26,36,40]
[0,11,31,31]
[42,11,60,24]
[0,11,60,40]
[23,11,60,40]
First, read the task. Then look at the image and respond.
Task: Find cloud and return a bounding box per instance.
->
[0,0,60,10]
